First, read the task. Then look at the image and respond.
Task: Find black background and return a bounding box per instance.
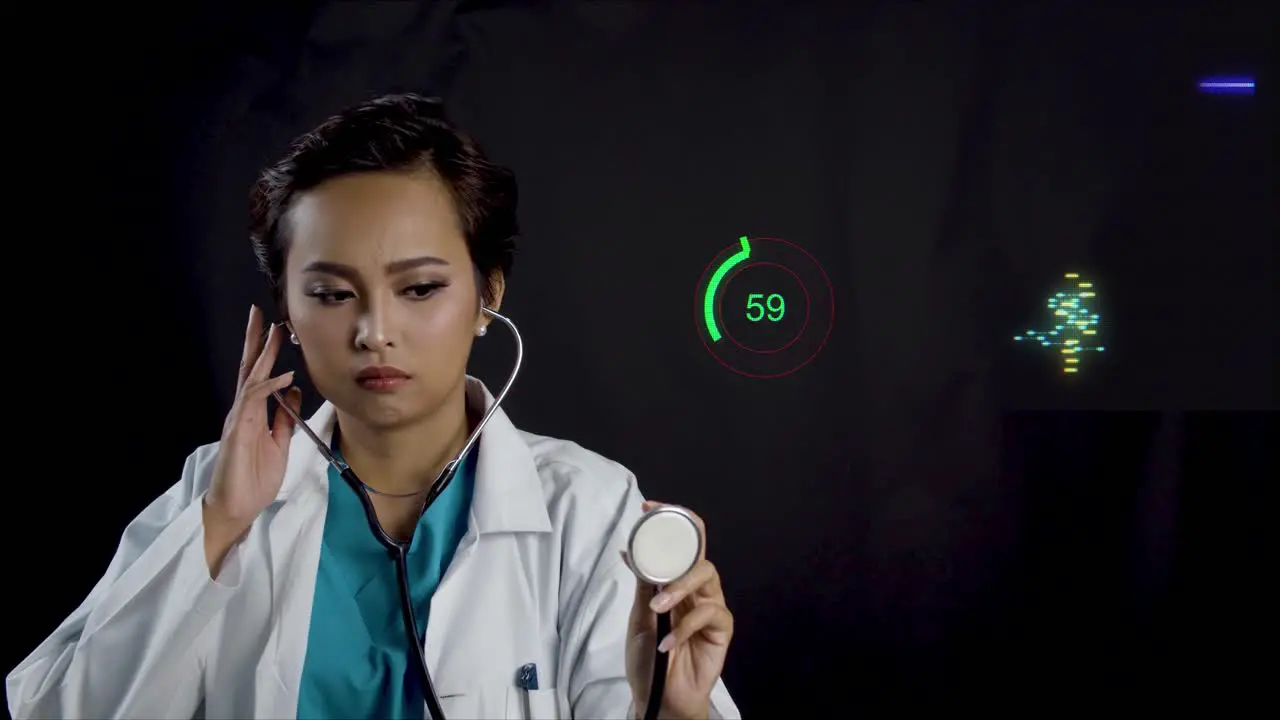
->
[7,2,1274,716]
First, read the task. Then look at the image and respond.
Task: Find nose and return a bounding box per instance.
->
[354,299,395,352]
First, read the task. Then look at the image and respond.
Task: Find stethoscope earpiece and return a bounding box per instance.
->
[626,505,702,586]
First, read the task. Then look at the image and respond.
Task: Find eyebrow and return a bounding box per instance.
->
[301,256,451,279]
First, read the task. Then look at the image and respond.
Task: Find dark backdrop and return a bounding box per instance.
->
[8,2,1275,716]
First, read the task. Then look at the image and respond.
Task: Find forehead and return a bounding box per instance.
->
[285,171,468,267]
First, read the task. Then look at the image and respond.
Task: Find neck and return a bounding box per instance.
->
[335,386,472,496]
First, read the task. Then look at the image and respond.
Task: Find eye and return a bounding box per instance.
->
[305,289,355,305]
[404,282,446,300]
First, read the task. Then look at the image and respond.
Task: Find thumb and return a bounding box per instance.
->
[271,386,303,451]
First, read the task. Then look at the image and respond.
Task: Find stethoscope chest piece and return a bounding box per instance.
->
[626,506,702,585]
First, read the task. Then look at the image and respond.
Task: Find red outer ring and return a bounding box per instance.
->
[693,236,836,379]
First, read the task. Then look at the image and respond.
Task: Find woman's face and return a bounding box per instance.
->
[282,170,499,429]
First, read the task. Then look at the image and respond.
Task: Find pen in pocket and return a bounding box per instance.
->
[517,663,539,717]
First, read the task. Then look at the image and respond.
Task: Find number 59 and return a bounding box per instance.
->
[746,293,785,322]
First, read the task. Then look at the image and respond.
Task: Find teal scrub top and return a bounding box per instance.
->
[296,440,477,720]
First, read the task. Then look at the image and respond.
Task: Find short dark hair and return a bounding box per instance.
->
[248,93,519,313]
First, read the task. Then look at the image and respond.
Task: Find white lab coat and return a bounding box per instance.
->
[7,379,740,719]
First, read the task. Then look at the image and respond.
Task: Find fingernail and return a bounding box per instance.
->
[650,592,671,612]
[657,634,674,653]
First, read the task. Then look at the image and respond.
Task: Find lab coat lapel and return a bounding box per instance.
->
[464,379,555,537]
[256,403,336,717]
[422,379,552,695]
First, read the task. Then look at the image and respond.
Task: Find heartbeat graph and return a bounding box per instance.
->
[1013,272,1105,374]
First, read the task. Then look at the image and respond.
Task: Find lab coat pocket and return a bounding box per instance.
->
[435,686,482,718]
[505,685,569,719]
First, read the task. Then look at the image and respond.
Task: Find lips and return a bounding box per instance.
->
[355,365,411,392]
[356,366,410,381]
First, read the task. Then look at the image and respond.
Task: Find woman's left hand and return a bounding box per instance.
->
[625,501,734,720]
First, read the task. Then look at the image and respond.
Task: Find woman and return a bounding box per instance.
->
[6,94,738,719]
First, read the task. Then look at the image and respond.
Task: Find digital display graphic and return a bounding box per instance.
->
[1013,272,1105,374]
[1196,75,1256,95]
[695,236,834,378]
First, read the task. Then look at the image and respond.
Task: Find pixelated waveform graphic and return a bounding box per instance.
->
[1013,272,1105,374]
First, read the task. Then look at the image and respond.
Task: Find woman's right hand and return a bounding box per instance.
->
[203,305,302,569]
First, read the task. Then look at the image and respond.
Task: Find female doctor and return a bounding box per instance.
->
[6,93,739,720]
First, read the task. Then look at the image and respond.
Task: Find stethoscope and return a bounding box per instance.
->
[272,307,700,720]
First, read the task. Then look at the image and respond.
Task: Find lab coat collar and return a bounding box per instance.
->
[463,377,553,535]
[274,376,551,536]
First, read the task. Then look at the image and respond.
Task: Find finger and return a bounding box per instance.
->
[271,386,303,450]
[286,383,303,415]
[236,305,265,393]
[246,322,284,386]
[624,550,659,634]
[243,371,296,402]
[657,601,733,654]
[226,372,293,440]
[650,559,720,613]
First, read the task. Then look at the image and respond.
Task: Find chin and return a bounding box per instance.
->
[341,392,433,431]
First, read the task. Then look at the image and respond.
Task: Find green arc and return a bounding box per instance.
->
[703,236,752,342]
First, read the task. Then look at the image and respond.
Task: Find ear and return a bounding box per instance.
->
[480,271,506,316]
